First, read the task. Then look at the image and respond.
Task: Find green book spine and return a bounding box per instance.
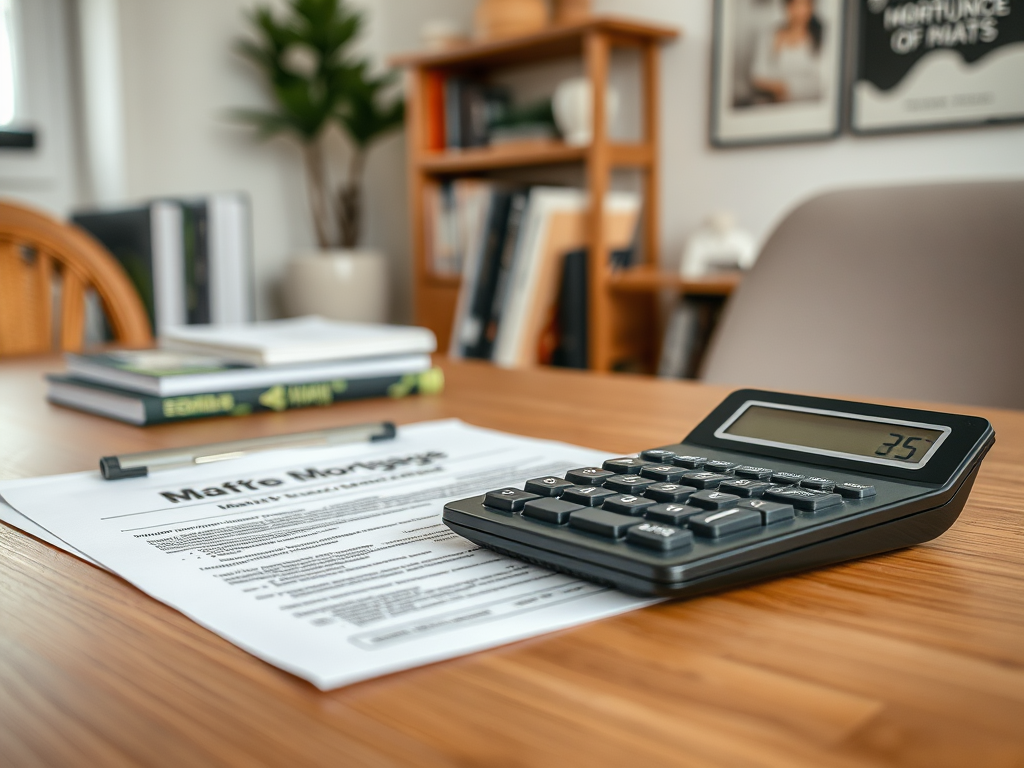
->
[47,369,444,426]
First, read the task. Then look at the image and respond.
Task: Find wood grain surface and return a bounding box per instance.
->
[1,355,1022,767]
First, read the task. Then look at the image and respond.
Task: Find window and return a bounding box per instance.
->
[0,0,16,126]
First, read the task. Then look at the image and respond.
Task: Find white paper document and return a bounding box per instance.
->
[0,420,655,689]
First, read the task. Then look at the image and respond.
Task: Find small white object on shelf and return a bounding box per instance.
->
[552,77,620,147]
[679,212,757,279]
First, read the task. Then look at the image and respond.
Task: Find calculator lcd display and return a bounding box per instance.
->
[721,404,947,466]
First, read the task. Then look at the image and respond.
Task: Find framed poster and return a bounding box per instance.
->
[852,0,1024,133]
[711,0,845,146]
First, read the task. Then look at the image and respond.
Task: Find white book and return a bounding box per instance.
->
[149,201,186,334]
[207,192,254,324]
[160,316,437,367]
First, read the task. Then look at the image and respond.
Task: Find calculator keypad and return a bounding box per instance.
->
[566,468,613,486]
[603,494,655,516]
[763,486,842,511]
[562,486,616,506]
[681,471,731,489]
[689,490,741,510]
[627,522,693,552]
[646,483,697,503]
[603,474,656,494]
[476,456,890,566]
[524,476,574,497]
[719,478,771,498]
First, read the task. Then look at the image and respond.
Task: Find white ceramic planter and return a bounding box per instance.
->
[552,77,621,146]
[282,250,389,323]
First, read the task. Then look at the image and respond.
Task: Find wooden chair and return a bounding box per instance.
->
[0,199,152,355]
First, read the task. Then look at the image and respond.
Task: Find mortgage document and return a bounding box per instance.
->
[0,420,654,689]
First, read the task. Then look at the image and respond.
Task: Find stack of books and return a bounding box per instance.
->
[46,317,441,425]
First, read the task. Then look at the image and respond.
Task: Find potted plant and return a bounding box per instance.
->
[235,0,405,322]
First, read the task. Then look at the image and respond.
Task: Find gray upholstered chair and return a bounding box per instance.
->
[701,180,1024,410]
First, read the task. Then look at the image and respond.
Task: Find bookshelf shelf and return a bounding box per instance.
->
[418,142,653,174]
[397,16,680,372]
[608,268,742,295]
[391,17,677,71]
[424,273,462,288]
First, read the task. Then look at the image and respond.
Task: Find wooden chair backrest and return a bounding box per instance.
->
[0,199,152,355]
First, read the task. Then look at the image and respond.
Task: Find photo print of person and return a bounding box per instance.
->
[712,0,845,145]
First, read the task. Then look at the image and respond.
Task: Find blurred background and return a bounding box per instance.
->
[2,0,1023,406]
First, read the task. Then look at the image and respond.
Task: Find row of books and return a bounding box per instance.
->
[71,193,254,336]
[46,317,442,426]
[424,74,558,151]
[442,183,642,369]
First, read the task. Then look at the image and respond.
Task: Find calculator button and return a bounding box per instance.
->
[670,455,708,469]
[645,483,697,503]
[640,449,677,463]
[688,508,762,538]
[800,477,836,491]
[602,457,649,475]
[603,475,656,494]
[737,499,795,525]
[561,486,617,507]
[524,476,574,497]
[733,466,774,480]
[680,471,730,489]
[835,482,877,499]
[689,490,742,510]
[602,494,655,516]
[569,509,642,538]
[771,472,806,486]
[703,460,738,474]
[763,486,842,512]
[639,465,686,483]
[565,468,614,486]
[719,479,771,498]
[627,522,694,552]
[484,488,540,512]
[523,498,583,524]
[644,503,704,525]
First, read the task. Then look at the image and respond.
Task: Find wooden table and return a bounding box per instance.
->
[2,355,1022,767]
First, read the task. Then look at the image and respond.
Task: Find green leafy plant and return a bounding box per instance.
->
[234,0,405,249]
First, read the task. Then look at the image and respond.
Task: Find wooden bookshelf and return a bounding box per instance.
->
[395,16,679,371]
[608,268,742,295]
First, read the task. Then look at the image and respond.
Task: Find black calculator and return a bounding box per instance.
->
[442,390,994,597]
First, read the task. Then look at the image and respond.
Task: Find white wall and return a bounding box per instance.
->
[116,0,477,322]
[591,0,1024,261]
[0,0,79,216]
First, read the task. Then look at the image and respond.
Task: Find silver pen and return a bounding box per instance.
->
[99,421,397,480]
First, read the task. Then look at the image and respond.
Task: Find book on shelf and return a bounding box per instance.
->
[72,193,253,335]
[423,179,491,277]
[550,248,589,370]
[46,368,444,426]
[160,316,437,367]
[441,77,511,150]
[447,185,641,367]
[656,295,731,380]
[64,349,433,397]
[72,201,186,335]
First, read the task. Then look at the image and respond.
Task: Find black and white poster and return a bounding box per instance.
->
[711,0,845,146]
[853,0,1024,132]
